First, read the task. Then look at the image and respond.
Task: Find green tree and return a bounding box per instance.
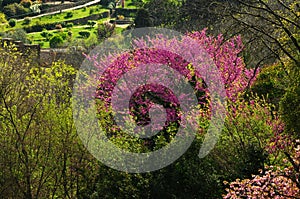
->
[0,45,99,198]
[134,8,152,28]
[49,34,63,48]
[142,0,180,28]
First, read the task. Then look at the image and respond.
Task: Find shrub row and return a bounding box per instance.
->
[23,12,109,33]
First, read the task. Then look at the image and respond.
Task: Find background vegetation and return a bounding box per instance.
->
[0,0,299,198]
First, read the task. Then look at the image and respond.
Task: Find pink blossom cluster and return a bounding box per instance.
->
[224,145,300,198]
[89,29,257,117]
[187,29,258,100]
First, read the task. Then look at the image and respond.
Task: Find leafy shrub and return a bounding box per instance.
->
[40,30,52,41]
[87,20,96,28]
[1,0,20,7]
[23,17,31,25]
[8,18,16,27]
[23,21,45,32]
[38,42,44,47]
[40,31,48,38]
[279,60,300,135]
[49,35,63,48]
[58,32,67,40]
[79,30,90,38]
[20,0,32,8]
[0,13,7,24]
[97,22,115,40]
[3,3,30,18]
[64,12,73,19]
[65,22,73,28]
[3,28,29,43]
[89,8,95,15]
[67,30,72,37]
[134,8,152,28]
[250,62,286,108]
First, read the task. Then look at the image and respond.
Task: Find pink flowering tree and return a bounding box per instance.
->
[80,28,258,150]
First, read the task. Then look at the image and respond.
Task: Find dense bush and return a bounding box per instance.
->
[79,30,90,38]
[250,62,286,108]
[49,34,63,48]
[20,0,32,8]
[97,21,115,40]
[23,21,45,32]
[0,13,7,24]
[58,31,67,40]
[279,60,300,136]
[40,30,53,41]
[64,11,73,19]
[23,16,31,25]
[1,0,20,7]
[87,20,96,29]
[65,22,73,28]
[8,18,16,27]
[89,8,95,14]
[3,28,28,43]
[134,8,152,28]
[3,3,30,18]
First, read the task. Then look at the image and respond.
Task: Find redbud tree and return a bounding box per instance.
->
[84,29,258,149]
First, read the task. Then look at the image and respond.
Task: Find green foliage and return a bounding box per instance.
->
[84,32,97,47]
[250,63,286,108]
[3,3,29,18]
[134,8,152,28]
[8,18,16,27]
[65,22,73,28]
[279,59,300,136]
[87,20,96,29]
[2,0,20,7]
[89,8,95,14]
[20,0,32,8]
[0,46,98,198]
[79,30,90,38]
[214,95,282,183]
[3,28,28,43]
[49,34,63,48]
[0,12,7,23]
[100,0,116,8]
[280,84,300,135]
[142,0,179,28]
[97,22,115,41]
[64,11,73,19]
[58,31,67,40]
[22,16,31,25]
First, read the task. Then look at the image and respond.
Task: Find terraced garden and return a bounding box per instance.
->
[0,0,137,48]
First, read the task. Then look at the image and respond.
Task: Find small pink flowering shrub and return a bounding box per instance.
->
[224,146,300,198]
